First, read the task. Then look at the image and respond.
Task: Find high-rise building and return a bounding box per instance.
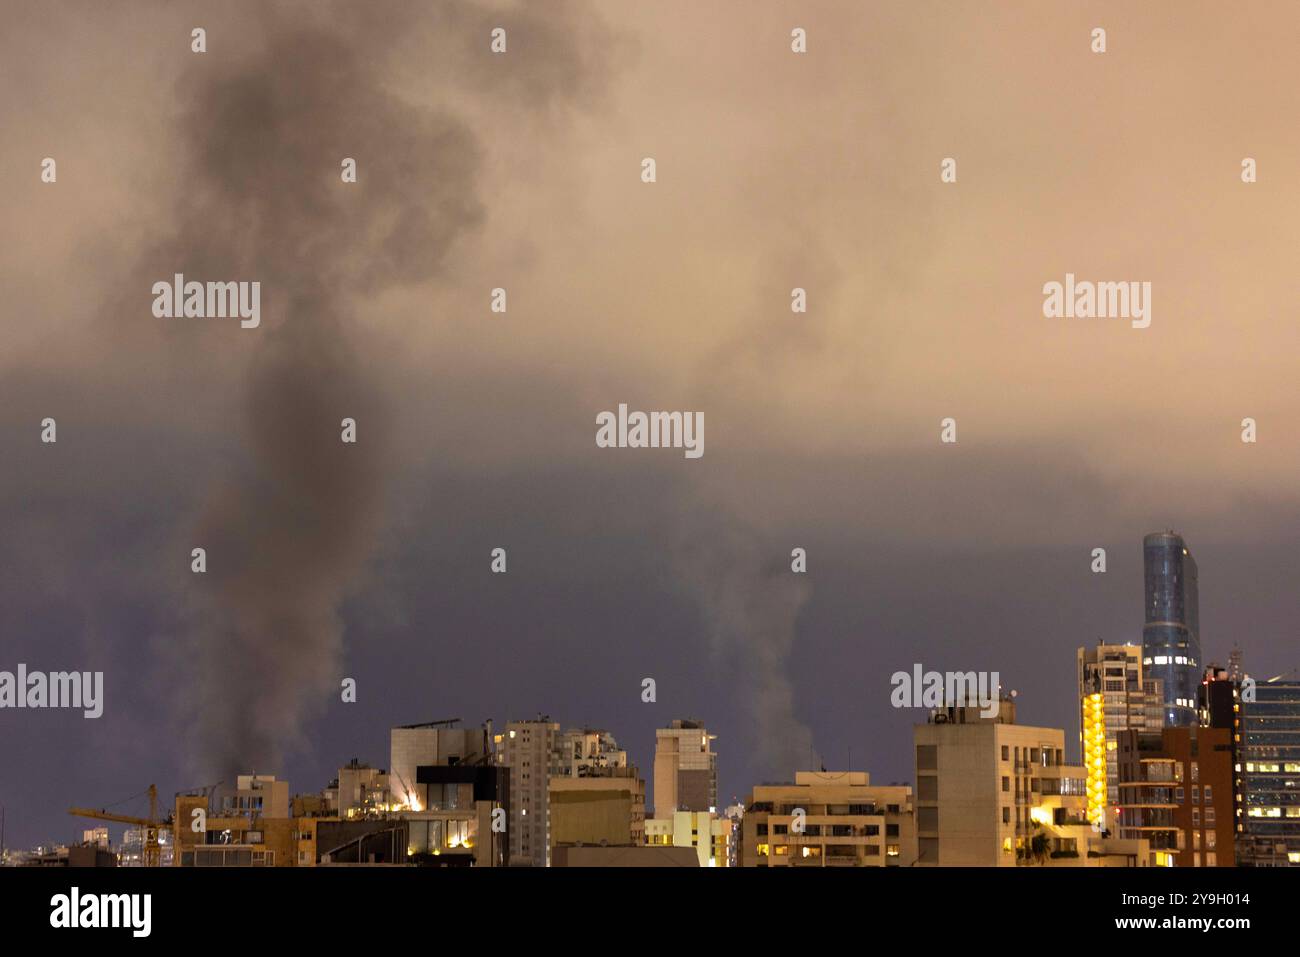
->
[495,717,563,866]
[654,718,718,816]
[493,720,630,866]
[1077,643,1165,820]
[1141,531,1202,727]
[738,771,914,867]
[1238,679,1300,866]
[1115,726,1235,866]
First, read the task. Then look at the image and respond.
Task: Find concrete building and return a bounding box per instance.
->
[739,771,914,867]
[495,717,564,866]
[549,766,646,851]
[1116,725,1235,866]
[645,810,733,867]
[175,776,295,867]
[654,718,718,816]
[312,819,404,865]
[558,727,627,776]
[336,759,391,820]
[389,719,489,811]
[22,844,116,867]
[398,763,509,866]
[1078,642,1165,820]
[1238,678,1300,866]
[553,845,698,867]
[913,699,1146,866]
[216,774,289,820]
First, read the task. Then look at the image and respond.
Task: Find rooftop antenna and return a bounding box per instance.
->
[1229,645,1243,682]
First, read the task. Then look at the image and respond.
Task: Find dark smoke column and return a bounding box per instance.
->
[174,19,482,778]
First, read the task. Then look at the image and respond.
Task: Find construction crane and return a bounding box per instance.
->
[69,784,171,867]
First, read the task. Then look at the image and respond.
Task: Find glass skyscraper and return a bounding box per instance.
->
[1141,531,1201,727]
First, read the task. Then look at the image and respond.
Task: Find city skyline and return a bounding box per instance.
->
[2,526,1293,856]
[3,1,1298,864]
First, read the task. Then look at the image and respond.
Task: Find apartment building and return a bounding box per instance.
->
[645,810,733,867]
[1077,642,1165,816]
[739,771,914,867]
[495,717,564,866]
[1116,725,1235,866]
[654,718,718,816]
[549,766,646,851]
[914,699,1147,866]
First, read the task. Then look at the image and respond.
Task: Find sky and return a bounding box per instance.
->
[1,0,1298,849]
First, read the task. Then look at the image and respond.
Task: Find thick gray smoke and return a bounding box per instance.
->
[673,511,817,780]
[171,13,483,777]
[162,0,615,779]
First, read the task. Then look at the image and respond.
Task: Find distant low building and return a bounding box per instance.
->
[550,766,646,852]
[645,810,732,866]
[21,844,116,868]
[739,771,914,867]
[336,758,391,819]
[552,845,698,867]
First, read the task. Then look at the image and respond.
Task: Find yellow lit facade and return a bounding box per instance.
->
[1083,692,1107,827]
[645,810,732,866]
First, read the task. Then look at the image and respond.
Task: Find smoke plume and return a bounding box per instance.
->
[170,11,483,777]
[673,510,817,780]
